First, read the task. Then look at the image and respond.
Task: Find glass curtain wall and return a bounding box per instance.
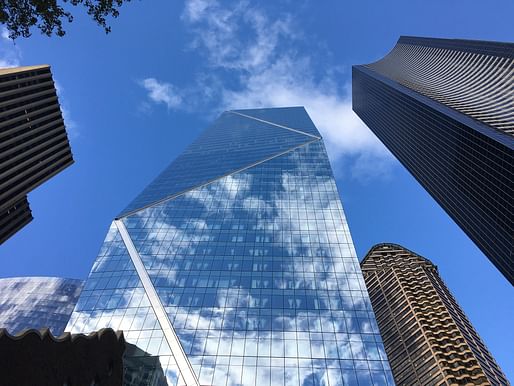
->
[66,107,393,386]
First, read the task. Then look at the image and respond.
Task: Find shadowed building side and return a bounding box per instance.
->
[0,327,170,385]
[0,328,125,386]
[352,36,514,285]
[0,65,74,244]
[0,196,32,244]
[361,243,509,386]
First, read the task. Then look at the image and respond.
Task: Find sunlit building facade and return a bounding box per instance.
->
[361,244,509,385]
[0,276,83,335]
[67,107,394,385]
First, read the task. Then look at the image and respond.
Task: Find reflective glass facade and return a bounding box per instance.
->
[353,36,514,285]
[0,276,83,335]
[67,107,394,385]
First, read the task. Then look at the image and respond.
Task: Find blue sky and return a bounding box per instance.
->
[0,0,512,379]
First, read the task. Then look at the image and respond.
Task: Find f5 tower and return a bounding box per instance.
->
[67,107,394,386]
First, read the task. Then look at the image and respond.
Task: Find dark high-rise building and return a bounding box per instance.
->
[67,107,394,386]
[352,36,514,284]
[0,328,167,386]
[0,276,83,336]
[0,328,126,386]
[361,243,510,386]
[0,65,74,244]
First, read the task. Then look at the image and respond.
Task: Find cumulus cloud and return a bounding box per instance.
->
[140,77,183,110]
[182,0,293,72]
[219,57,389,167]
[190,0,393,179]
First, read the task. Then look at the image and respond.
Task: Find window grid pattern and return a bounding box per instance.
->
[122,140,392,386]
[66,223,183,385]
[0,65,74,244]
[121,111,314,217]
[0,276,83,336]
[68,107,394,385]
[353,62,514,285]
[361,243,510,386]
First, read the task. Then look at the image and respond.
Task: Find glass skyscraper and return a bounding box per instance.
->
[352,36,513,285]
[0,276,83,335]
[67,107,393,386]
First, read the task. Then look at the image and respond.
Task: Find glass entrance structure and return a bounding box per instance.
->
[66,107,393,385]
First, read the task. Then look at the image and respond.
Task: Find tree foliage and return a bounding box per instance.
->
[0,0,131,38]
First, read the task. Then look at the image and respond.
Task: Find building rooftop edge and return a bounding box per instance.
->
[0,327,124,343]
[361,242,436,268]
[227,105,307,112]
[0,65,51,76]
[351,65,514,149]
[117,106,321,219]
[398,35,514,47]
[397,35,514,57]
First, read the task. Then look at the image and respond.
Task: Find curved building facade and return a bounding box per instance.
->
[0,276,83,335]
[352,36,514,285]
[360,37,514,135]
[361,243,509,386]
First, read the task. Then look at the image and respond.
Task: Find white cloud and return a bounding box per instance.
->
[0,27,21,68]
[55,81,79,139]
[219,56,391,171]
[184,0,393,179]
[140,77,183,110]
[182,0,211,22]
[60,105,79,139]
[140,0,393,179]
[181,0,293,71]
